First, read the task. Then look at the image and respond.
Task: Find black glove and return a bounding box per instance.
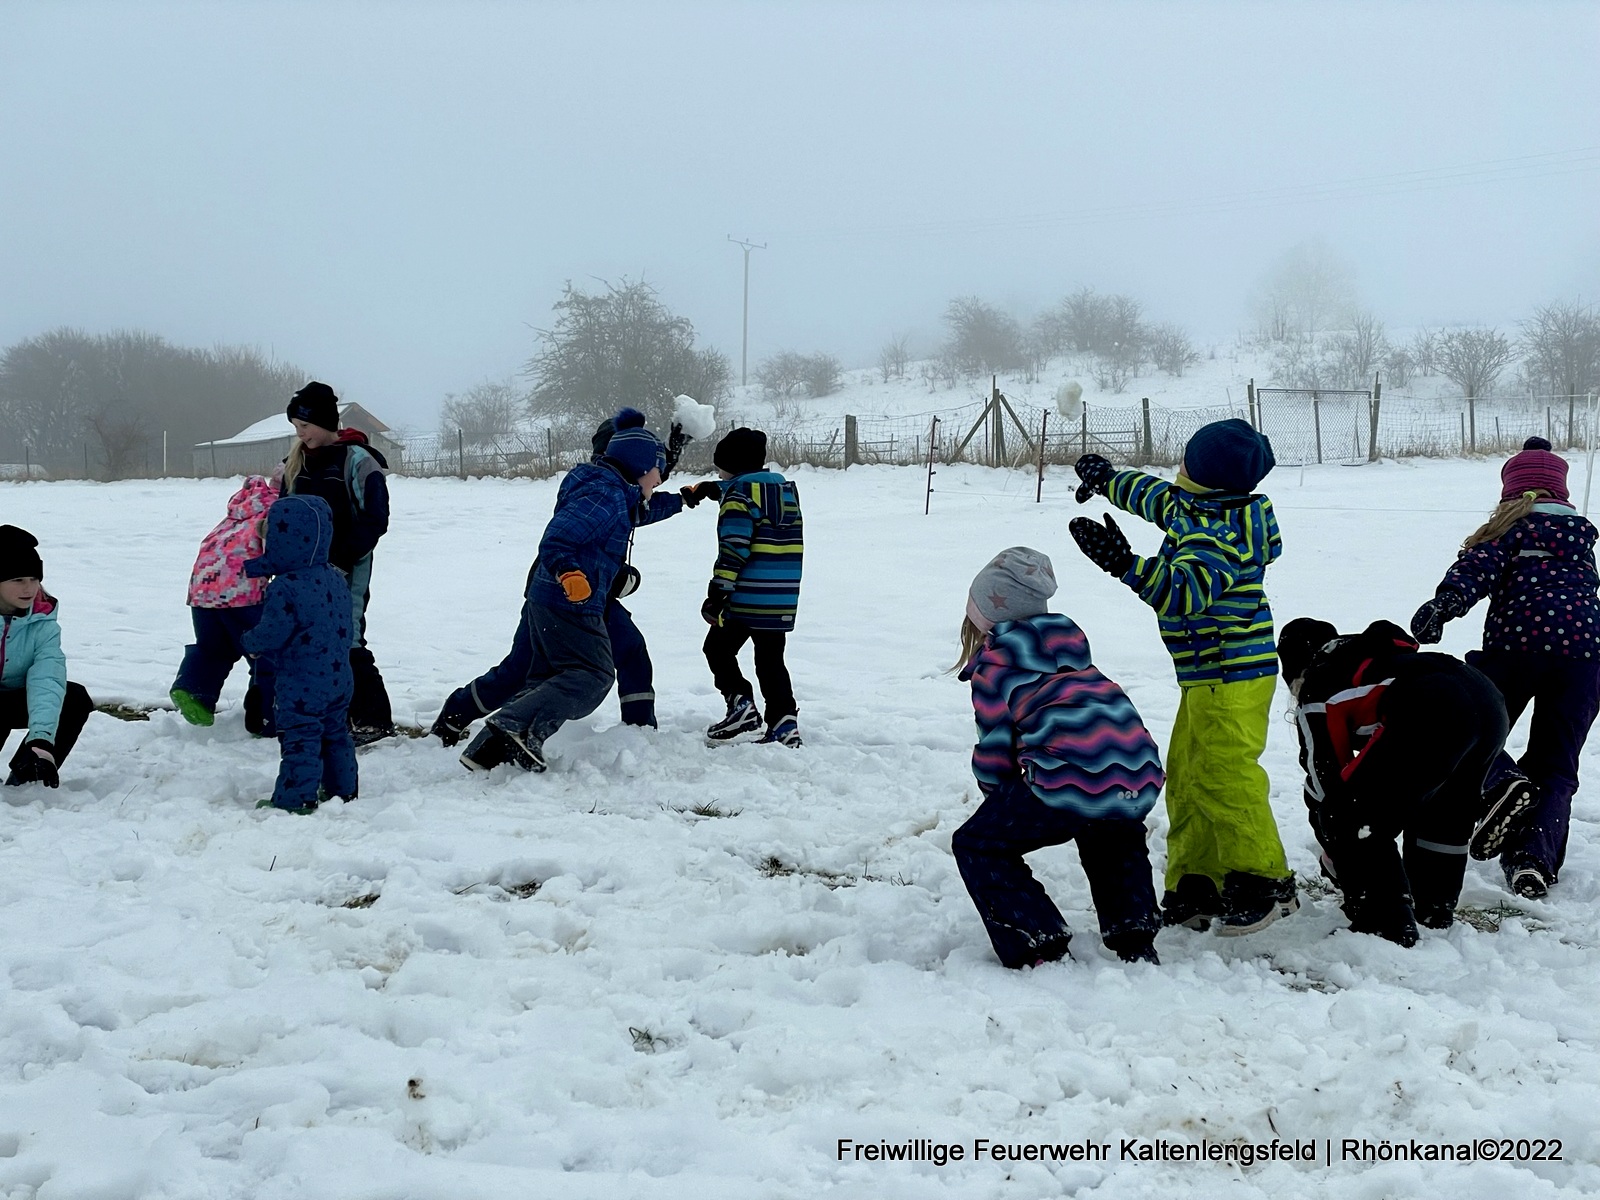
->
[1073,454,1115,504]
[702,583,730,627]
[1070,514,1134,578]
[8,739,59,788]
[663,422,688,481]
[680,480,723,509]
[1409,589,1469,644]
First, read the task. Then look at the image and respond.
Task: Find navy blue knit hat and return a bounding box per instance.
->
[1183,418,1275,493]
[603,408,666,481]
[287,381,340,432]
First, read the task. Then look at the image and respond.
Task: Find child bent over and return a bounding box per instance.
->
[701,427,805,747]
[1279,618,1509,945]
[241,496,356,812]
[1070,418,1294,934]
[952,548,1165,966]
[171,475,278,733]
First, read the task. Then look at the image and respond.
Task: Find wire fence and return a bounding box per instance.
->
[378,391,1600,480]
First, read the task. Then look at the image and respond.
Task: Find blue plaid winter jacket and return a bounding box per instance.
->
[528,462,640,611]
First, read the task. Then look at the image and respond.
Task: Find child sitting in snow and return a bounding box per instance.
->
[1069,419,1295,936]
[1278,617,1509,945]
[1409,436,1600,899]
[952,547,1165,967]
[0,525,94,788]
[170,476,278,734]
[240,495,357,813]
[700,427,805,747]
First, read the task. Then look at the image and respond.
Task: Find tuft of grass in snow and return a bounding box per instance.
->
[340,893,380,909]
[629,1027,669,1054]
[665,800,743,819]
[1456,902,1546,933]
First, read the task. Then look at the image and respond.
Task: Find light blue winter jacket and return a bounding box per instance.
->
[0,592,68,742]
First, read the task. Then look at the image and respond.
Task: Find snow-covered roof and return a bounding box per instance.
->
[197,403,384,448]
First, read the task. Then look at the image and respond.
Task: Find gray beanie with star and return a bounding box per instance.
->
[966,546,1057,633]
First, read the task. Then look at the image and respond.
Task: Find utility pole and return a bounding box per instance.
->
[728,235,766,387]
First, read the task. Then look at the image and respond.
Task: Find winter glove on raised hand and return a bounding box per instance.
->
[1410,589,1469,644]
[9,740,58,788]
[702,583,729,627]
[1069,514,1134,578]
[679,481,723,509]
[663,422,688,480]
[1073,454,1115,504]
[558,570,593,603]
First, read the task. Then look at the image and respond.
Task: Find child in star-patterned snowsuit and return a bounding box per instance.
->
[241,494,357,811]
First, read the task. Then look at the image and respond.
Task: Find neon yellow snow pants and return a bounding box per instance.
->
[1163,674,1288,891]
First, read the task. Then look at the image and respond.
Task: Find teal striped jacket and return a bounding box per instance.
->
[1105,470,1282,685]
[711,471,803,630]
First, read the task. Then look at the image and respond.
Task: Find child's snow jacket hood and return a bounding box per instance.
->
[246,495,335,578]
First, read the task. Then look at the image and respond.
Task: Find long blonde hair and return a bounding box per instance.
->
[282,440,307,493]
[1463,490,1544,549]
[952,615,989,672]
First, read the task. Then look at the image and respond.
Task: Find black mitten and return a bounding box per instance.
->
[1073,453,1115,504]
[1409,589,1468,644]
[663,422,688,480]
[680,481,723,509]
[1069,514,1134,577]
[701,583,729,626]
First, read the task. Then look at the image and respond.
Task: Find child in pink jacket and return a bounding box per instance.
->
[170,477,278,733]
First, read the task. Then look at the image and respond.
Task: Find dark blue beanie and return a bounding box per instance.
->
[603,409,665,481]
[1183,419,1275,493]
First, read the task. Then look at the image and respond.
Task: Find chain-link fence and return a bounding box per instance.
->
[392,390,1599,479]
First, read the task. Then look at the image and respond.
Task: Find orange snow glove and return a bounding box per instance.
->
[558,570,593,603]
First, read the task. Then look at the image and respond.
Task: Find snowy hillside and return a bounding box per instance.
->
[0,460,1596,1197]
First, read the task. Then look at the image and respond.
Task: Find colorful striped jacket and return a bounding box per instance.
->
[1105,470,1282,685]
[711,471,803,631]
[960,613,1164,821]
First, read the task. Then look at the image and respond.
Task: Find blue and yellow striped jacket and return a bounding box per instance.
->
[1105,470,1282,685]
[712,471,803,630]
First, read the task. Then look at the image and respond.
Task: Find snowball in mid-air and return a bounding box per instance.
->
[674,394,717,440]
[1055,380,1084,419]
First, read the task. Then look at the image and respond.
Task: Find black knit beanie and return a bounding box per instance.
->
[286,381,341,432]
[714,427,767,476]
[0,525,44,581]
[1277,617,1339,687]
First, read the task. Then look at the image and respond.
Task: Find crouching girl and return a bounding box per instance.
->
[952,547,1165,966]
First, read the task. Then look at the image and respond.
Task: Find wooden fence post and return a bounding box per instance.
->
[845,415,859,468]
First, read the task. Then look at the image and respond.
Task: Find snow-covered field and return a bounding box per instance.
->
[1,458,1597,1199]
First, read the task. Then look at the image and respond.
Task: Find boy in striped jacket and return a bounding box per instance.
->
[1069,418,1295,935]
[700,428,804,747]
[953,547,1165,966]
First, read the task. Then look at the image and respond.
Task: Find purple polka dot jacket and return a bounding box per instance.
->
[1435,502,1600,657]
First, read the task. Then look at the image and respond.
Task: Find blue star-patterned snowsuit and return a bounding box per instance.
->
[241,495,357,809]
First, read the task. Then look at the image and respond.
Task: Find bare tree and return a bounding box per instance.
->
[942,296,1027,375]
[1521,300,1600,401]
[525,278,730,428]
[1149,323,1199,377]
[877,334,910,382]
[801,353,842,397]
[1254,239,1359,340]
[85,400,149,480]
[439,379,522,447]
[1384,345,1414,388]
[1409,328,1439,377]
[1436,327,1517,401]
[1331,310,1389,388]
[755,351,807,400]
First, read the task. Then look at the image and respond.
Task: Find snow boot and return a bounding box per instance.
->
[1105,932,1160,965]
[1507,862,1551,900]
[460,725,513,773]
[1470,777,1540,860]
[1161,874,1224,931]
[1026,930,1073,967]
[1216,871,1299,936]
[1343,893,1419,947]
[759,715,803,748]
[706,695,762,743]
[485,716,547,773]
[170,687,215,727]
[255,798,318,815]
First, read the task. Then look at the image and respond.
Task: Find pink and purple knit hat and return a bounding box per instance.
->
[1500,437,1569,503]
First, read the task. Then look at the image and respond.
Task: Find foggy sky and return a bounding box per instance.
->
[3,0,1596,427]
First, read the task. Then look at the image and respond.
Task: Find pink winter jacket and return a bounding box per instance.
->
[186,477,277,608]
